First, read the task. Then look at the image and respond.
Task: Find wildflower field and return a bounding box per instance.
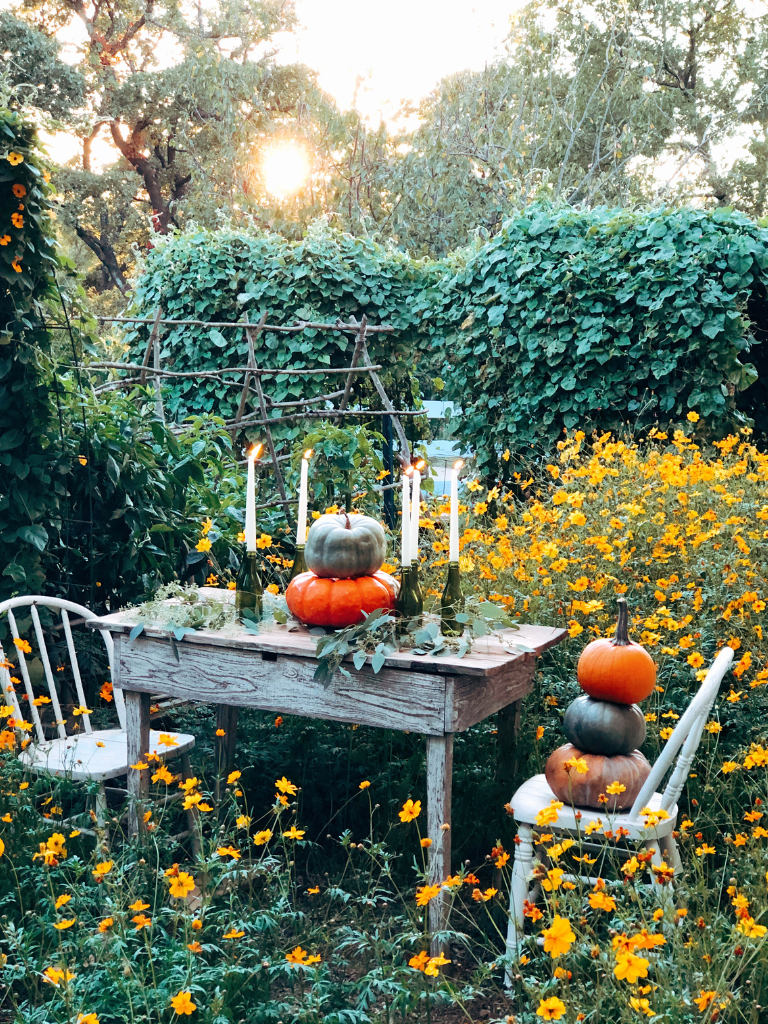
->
[3,424,768,1023]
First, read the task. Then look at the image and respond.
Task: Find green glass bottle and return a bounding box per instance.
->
[235,549,263,625]
[441,561,464,636]
[288,544,307,582]
[396,565,421,634]
[410,559,424,614]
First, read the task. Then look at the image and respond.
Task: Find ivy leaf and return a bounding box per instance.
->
[16,524,48,552]
[106,455,120,485]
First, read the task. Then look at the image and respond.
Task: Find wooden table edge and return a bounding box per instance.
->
[91,617,567,678]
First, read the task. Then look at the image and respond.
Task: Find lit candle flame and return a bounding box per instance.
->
[454,459,464,470]
[405,465,414,476]
[250,443,263,461]
[303,449,313,459]
[415,459,426,471]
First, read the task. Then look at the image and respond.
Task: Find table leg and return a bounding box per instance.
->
[426,733,453,951]
[125,690,150,837]
[497,698,523,792]
[214,704,239,802]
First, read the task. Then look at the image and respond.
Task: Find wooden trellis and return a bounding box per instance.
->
[80,309,421,524]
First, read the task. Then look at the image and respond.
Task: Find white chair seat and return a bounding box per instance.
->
[511,773,677,840]
[19,729,195,782]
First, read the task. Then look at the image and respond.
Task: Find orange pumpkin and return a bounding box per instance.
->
[578,597,656,704]
[285,571,396,629]
[545,743,651,811]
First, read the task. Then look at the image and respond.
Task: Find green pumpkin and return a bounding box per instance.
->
[563,695,646,756]
[304,513,387,579]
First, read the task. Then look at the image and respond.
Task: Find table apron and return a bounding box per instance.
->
[115,635,450,735]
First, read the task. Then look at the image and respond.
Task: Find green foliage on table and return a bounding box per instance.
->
[435,204,768,473]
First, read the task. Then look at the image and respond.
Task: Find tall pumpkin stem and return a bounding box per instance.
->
[343,512,352,530]
[613,597,630,647]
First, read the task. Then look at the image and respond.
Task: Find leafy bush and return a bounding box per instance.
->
[437,205,768,473]
[0,108,70,599]
[124,224,441,428]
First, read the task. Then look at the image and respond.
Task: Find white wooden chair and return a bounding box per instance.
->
[0,596,195,827]
[505,646,734,964]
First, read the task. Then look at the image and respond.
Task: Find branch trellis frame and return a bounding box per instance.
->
[84,308,420,524]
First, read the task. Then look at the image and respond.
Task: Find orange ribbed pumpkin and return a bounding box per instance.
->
[545,743,651,811]
[285,571,396,629]
[578,598,656,704]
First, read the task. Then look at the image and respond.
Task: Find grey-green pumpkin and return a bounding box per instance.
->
[563,695,646,755]
[304,513,387,579]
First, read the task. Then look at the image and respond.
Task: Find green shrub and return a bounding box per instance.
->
[437,204,768,473]
[124,224,441,429]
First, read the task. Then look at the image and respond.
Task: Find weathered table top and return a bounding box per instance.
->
[92,594,566,736]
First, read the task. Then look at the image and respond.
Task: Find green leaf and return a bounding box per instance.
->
[17,524,48,552]
[129,624,145,641]
[106,454,120,485]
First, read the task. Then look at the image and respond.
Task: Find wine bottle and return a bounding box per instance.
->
[288,544,307,582]
[396,565,421,634]
[410,559,424,614]
[441,561,464,636]
[235,549,263,624]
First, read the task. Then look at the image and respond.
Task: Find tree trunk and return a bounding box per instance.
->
[75,213,130,293]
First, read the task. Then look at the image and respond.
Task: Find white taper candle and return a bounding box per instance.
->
[244,443,262,552]
[449,459,464,561]
[296,449,312,545]
[410,463,423,563]
[401,470,411,565]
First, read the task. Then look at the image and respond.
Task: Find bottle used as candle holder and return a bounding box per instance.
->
[235,549,263,624]
[440,561,464,636]
[396,564,421,634]
[288,544,307,582]
[410,559,424,614]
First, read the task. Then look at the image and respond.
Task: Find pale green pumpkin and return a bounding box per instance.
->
[304,513,387,579]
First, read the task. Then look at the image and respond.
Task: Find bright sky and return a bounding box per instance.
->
[283,0,517,123]
[29,0,520,169]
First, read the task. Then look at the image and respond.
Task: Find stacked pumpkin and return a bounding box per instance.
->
[545,599,655,812]
[286,513,398,629]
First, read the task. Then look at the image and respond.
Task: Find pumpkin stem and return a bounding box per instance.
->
[613,597,631,646]
[343,512,352,530]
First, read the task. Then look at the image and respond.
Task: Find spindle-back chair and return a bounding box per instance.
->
[0,596,195,827]
[504,646,734,965]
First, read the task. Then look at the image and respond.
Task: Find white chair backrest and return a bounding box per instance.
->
[628,646,734,821]
[0,596,125,743]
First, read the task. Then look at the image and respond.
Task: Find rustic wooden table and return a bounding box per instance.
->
[92,600,564,936]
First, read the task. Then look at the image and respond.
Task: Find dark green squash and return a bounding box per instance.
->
[563,695,646,756]
[304,512,387,579]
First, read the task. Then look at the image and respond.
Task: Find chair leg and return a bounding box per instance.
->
[505,823,534,983]
[94,783,108,828]
[660,833,683,876]
[647,839,677,913]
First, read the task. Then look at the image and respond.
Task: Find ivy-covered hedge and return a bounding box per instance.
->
[0,109,67,597]
[126,225,443,426]
[436,205,768,472]
[127,206,768,474]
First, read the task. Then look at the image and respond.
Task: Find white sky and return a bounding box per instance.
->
[14,0,520,169]
[283,0,516,123]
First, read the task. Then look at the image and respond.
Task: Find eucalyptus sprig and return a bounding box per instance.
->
[311,599,534,687]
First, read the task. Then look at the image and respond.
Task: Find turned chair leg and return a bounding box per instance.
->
[647,839,677,913]
[505,823,535,982]
[660,833,683,875]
